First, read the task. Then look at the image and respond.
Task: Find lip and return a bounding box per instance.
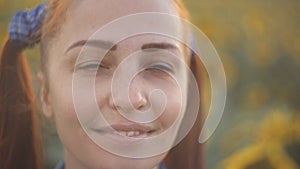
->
[90,123,157,144]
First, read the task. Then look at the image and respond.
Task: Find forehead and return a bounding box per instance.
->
[47,0,185,68]
[60,0,179,44]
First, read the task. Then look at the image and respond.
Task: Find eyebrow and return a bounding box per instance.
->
[141,42,179,51]
[65,40,117,54]
[65,40,179,54]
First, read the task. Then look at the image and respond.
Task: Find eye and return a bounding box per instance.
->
[80,63,99,71]
[145,63,174,74]
[76,61,110,71]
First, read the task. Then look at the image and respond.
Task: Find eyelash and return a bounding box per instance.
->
[76,61,109,71]
[145,63,173,74]
[75,61,173,77]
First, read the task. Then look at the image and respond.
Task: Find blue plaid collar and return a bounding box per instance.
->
[55,161,166,169]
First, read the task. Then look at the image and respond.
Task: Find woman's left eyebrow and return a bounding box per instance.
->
[141,42,179,51]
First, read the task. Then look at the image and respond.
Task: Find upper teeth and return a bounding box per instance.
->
[113,131,141,137]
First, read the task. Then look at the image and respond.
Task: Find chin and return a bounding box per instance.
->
[89,149,167,169]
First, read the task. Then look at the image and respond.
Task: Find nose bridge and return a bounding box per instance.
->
[109,41,149,111]
[129,76,145,106]
[125,74,148,112]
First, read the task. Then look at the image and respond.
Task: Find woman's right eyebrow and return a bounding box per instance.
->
[64,39,117,54]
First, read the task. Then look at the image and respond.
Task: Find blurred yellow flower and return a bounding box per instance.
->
[221,112,300,169]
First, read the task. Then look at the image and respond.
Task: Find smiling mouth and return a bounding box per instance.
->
[91,123,158,144]
[112,130,148,137]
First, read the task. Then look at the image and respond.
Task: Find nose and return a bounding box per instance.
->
[109,76,148,112]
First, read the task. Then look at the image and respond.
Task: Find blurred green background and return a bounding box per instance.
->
[1,0,299,169]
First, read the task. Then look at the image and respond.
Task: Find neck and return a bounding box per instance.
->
[64,149,89,169]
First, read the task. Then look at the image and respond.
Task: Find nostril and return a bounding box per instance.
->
[127,79,149,109]
[131,92,148,111]
[108,84,149,112]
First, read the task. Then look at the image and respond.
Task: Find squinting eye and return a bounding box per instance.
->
[80,63,99,71]
[76,61,110,71]
[145,64,173,74]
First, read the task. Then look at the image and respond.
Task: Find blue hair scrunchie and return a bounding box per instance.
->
[9,2,47,48]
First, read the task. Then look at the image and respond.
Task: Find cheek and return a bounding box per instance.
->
[48,72,84,137]
[50,75,73,114]
[157,80,183,129]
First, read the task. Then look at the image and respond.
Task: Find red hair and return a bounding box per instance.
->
[164,52,204,169]
[0,40,43,169]
[0,1,203,169]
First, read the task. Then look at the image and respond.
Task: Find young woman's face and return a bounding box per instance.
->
[41,0,188,169]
